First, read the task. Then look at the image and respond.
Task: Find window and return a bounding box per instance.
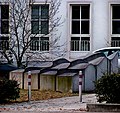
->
[70,5,90,51]
[31,5,49,51]
[111,5,120,47]
[30,37,49,51]
[0,37,9,50]
[0,5,9,50]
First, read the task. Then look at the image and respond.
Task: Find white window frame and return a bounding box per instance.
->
[30,4,50,51]
[109,2,120,47]
[67,1,92,52]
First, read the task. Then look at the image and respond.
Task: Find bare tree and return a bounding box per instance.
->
[0,0,64,67]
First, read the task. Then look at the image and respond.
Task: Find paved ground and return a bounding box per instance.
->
[0,111,85,113]
[1,111,119,113]
[0,94,97,112]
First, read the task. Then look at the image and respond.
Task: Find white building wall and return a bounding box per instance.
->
[54,0,120,60]
[1,0,120,62]
[92,0,109,50]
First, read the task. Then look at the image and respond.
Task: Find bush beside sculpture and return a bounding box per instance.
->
[0,78,20,103]
[95,73,120,103]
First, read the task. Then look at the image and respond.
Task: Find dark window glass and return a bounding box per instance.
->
[1,5,9,19]
[112,21,120,34]
[1,5,9,34]
[31,21,39,34]
[81,37,90,40]
[40,37,49,51]
[41,37,49,40]
[112,5,120,19]
[81,5,89,19]
[72,6,80,19]
[30,37,49,51]
[31,6,39,19]
[30,37,39,51]
[81,37,90,51]
[72,21,80,34]
[111,37,120,47]
[71,37,80,40]
[41,21,49,34]
[1,21,9,34]
[31,5,49,35]
[0,37,9,50]
[112,37,120,40]
[41,5,49,19]
[71,37,80,51]
[81,21,89,34]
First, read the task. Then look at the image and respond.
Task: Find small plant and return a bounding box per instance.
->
[0,78,20,103]
[94,73,120,103]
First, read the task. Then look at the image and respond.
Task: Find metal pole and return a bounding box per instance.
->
[79,71,83,102]
[28,71,31,102]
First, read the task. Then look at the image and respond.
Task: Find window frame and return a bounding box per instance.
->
[68,2,91,52]
[0,4,9,50]
[30,4,50,51]
[31,4,49,35]
[110,3,120,47]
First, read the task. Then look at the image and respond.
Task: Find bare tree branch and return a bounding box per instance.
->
[0,0,65,67]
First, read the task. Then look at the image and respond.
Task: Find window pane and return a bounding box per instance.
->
[81,37,90,51]
[111,37,120,47]
[81,5,89,19]
[81,37,90,40]
[112,5,120,19]
[112,21,120,34]
[81,21,89,34]
[41,37,49,40]
[1,5,9,19]
[71,37,80,40]
[31,5,49,35]
[40,37,49,51]
[71,37,80,51]
[41,21,49,34]
[30,37,39,51]
[41,5,49,19]
[30,37,49,51]
[31,6,39,19]
[1,21,9,34]
[0,37,9,50]
[31,21,39,34]
[72,21,80,34]
[72,6,80,19]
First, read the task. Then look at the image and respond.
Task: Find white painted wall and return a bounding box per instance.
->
[92,0,109,50]
[54,0,120,60]
[1,0,120,61]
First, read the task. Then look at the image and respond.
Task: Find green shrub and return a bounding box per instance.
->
[0,78,20,103]
[94,73,120,103]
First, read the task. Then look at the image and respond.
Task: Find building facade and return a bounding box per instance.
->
[65,0,120,59]
[0,0,120,64]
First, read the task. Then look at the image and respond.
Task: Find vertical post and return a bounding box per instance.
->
[79,71,83,102]
[28,71,31,102]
